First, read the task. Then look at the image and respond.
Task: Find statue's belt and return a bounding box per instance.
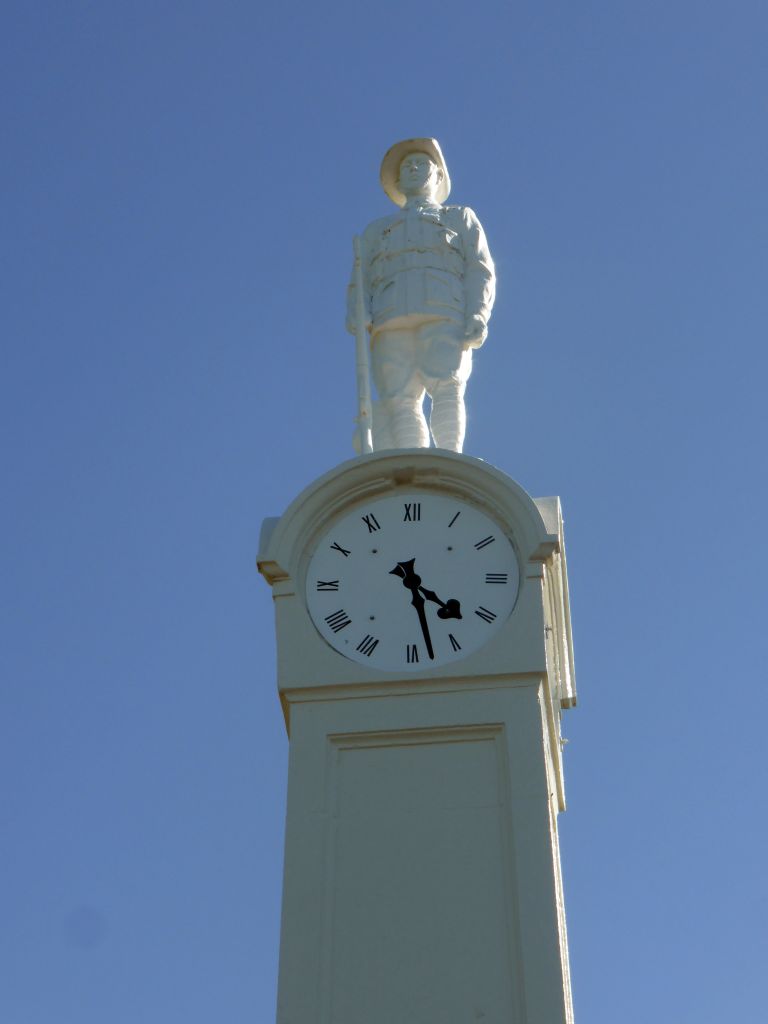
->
[369,250,464,285]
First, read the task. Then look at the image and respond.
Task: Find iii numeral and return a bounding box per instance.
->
[316,580,339,591]
[403,502,421,522]
[449,633,462,652]
[356,634,379,657]
[485,573,508,584]
[325,609,352,633]
[406,643,419,664]
[474,536,496,550]
[362,513,381,533]
[474,606,497,624]
[330,541,351,557]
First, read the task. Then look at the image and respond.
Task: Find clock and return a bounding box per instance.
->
[305,492,520,672]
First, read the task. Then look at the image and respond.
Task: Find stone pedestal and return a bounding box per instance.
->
[258,451,576,1024]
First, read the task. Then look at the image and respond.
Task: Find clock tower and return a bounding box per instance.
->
[258,448,577,1024]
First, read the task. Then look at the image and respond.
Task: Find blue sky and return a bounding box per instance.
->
[2,1,766,1021]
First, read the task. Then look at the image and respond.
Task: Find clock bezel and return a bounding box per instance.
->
[302,489,523,673]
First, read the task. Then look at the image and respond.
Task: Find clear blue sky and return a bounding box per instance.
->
[2,1,766,1021]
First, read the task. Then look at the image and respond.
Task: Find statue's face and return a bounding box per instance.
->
[399,152,443,199]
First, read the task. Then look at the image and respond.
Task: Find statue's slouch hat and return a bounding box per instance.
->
[380,137,451,207]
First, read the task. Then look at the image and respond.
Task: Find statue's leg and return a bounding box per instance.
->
[370,400,395,451]
[417,321,473,453]
[371,326,429,448]
[429,376,468,452]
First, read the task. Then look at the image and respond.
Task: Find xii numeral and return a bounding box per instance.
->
[316,580,339,591]
[406,643,419,664]
[362,512,381,533]
[403,502,421,522]
[475,606,497,624]
[356,634,379,657]
[325,609,352,633]
[474,536,496,550]
[485,573,508,584]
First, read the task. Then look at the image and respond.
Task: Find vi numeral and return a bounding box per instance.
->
[406,643,419,664]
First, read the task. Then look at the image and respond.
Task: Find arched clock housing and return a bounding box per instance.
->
[259,450,575,715]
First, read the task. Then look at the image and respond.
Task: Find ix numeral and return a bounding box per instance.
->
[449,633,462,652]
[403,502,421,522]
[406,643,419,664]
[356,634,379,657]
[316,580,339,591]
[362,512,381,533]
[325,609,352,633]
[475,606,497,624]
[330,541,351,557]
[485,573,508,584]
[474,536,496,550]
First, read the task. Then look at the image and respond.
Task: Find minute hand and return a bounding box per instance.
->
[410,587,434,660]
[389,559,435,660]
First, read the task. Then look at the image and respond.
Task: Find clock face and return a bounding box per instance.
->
[305,493,520,672]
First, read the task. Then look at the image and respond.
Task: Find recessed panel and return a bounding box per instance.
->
[325,729,521,1024]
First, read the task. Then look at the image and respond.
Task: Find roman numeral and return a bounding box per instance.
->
[449,633,461,652]
[474,535,495,550]
[403,502,421,522]
[474,606,497,624]
[330,541,351,557]
[406,643,419,664]
[316,580,339,591]
[361,512,381,533]
[325,609,352,633]
[485,573,508,584]
[356,634,379,657]
[447,511,461,528]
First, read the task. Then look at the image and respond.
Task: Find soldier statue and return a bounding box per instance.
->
[347,138,495,453]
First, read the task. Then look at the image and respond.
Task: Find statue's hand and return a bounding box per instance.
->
[346,318,372,336]
[464,315,488,349]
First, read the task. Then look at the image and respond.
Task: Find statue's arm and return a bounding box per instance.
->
[458,207,496,347]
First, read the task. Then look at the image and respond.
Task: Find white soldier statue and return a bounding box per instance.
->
[347,137,495,453]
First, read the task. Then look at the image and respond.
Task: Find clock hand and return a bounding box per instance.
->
[389,559,435,661]
[417,586,462,620]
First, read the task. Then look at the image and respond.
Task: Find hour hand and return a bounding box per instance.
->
[418,586,462,620]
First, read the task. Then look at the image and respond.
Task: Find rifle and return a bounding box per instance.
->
[352,235,374,454]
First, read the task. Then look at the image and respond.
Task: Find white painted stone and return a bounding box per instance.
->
[258,450,576,1023]
[347,139,495,453]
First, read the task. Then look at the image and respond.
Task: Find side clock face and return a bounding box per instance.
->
[305,493,520,672]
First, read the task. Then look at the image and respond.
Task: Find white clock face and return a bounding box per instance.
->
[305,493,520,672]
